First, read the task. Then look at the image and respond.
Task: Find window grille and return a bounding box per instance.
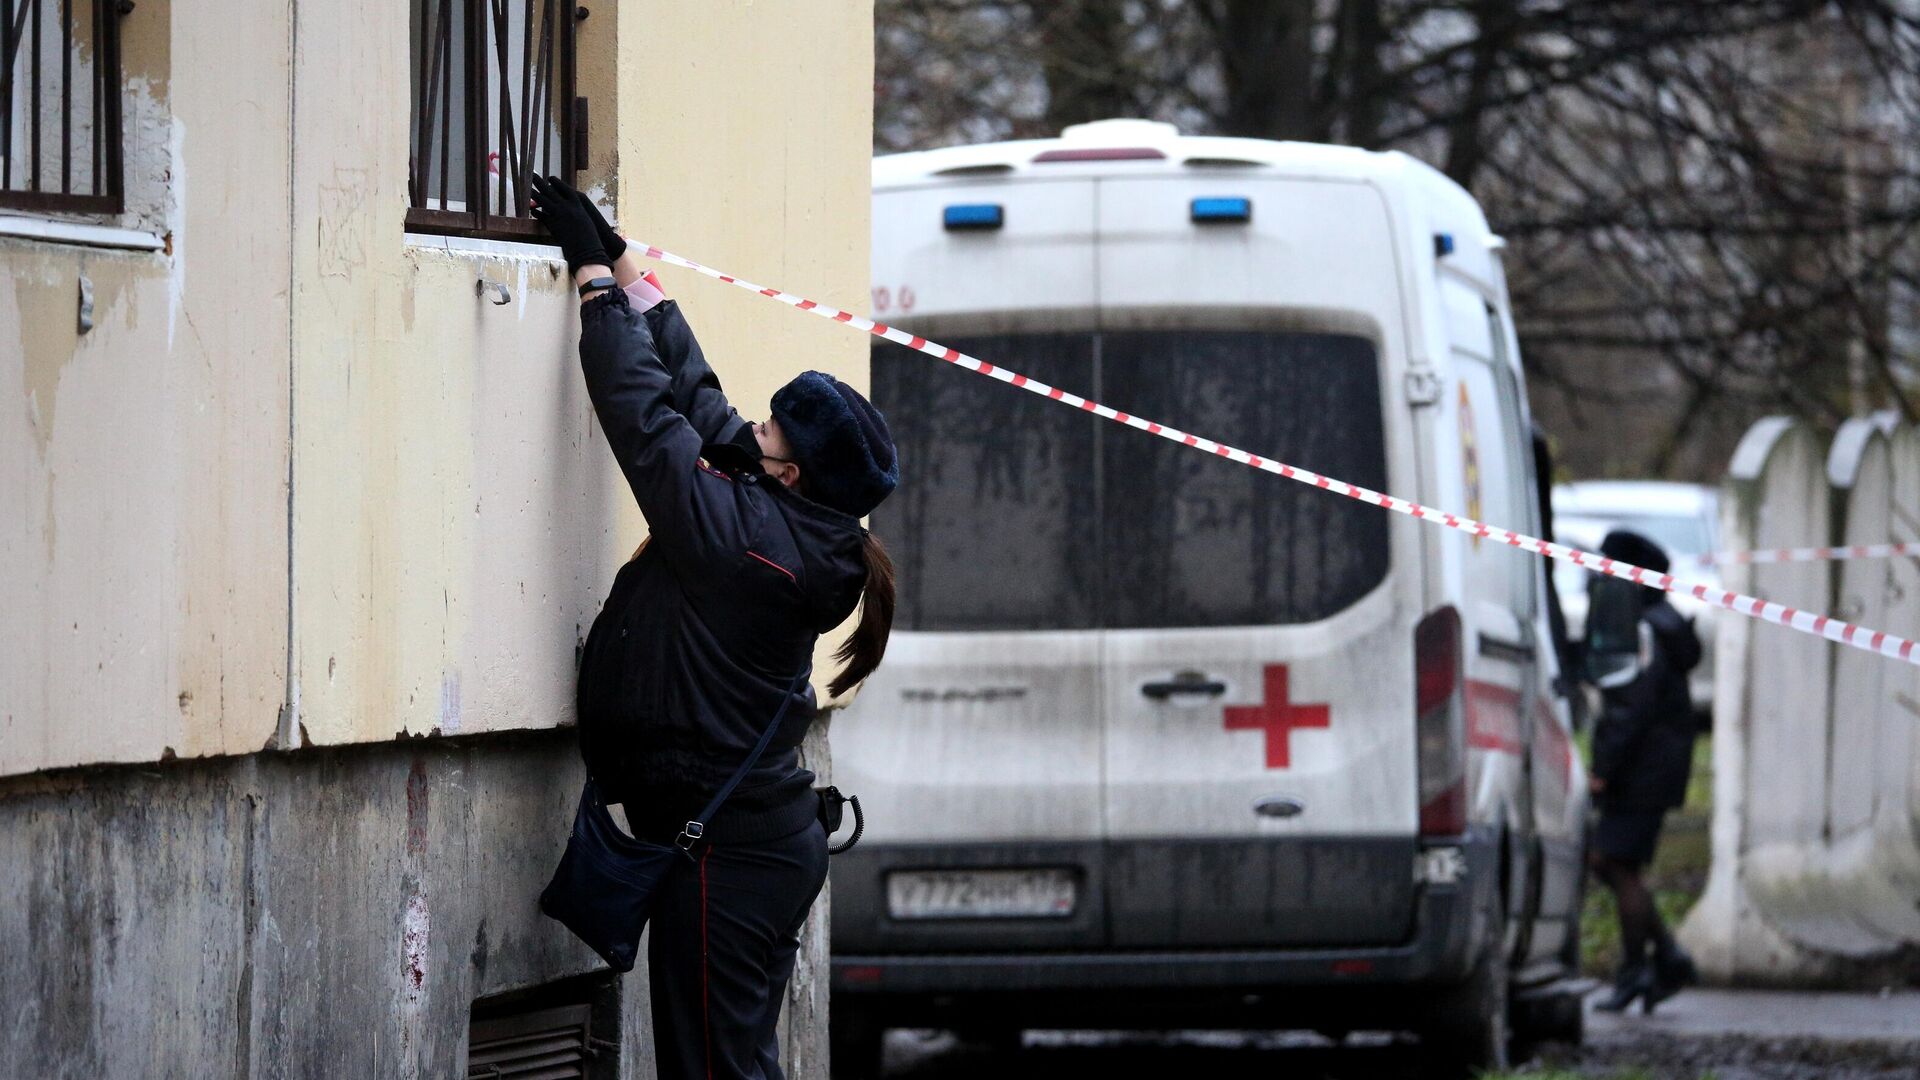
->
[409,0,583,240]
[1,0,127,214]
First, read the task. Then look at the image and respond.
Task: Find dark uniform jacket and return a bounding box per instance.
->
[573,289,868,843]
[1590,600,1703,812]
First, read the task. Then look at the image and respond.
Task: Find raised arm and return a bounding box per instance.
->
[644,300,747,446]
[574,279,750,563]
[532,174,755,562]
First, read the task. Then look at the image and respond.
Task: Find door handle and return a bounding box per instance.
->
[1141,673,1228,700]
[1478,632,1535,664]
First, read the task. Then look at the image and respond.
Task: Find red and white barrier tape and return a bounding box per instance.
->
[632,242,1920,668]
[1695,543,1918,567]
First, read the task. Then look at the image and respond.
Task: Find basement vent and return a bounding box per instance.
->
[468,974,618,1080]
[467,1004,592,1078]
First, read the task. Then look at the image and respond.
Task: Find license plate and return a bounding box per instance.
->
[886,868,1077,920]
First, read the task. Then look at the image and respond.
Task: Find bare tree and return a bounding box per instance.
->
[875,0,1920,481]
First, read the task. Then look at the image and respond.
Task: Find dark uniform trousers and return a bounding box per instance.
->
[647,821,831,1080]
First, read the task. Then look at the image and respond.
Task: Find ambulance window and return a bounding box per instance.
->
[1489,356,1541,617]
[870,333,1100,631]
[1098,330,1390,628]
[1457,351,1536,619]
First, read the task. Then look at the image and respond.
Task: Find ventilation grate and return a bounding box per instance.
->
[466,1003,593,1079]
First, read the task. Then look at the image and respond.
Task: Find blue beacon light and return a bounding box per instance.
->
[1191,196,1252,223]
[943,203,1005,231]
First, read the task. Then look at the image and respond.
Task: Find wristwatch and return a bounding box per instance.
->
[577,275,617,297]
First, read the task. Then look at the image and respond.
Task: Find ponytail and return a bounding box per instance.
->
[828,531,896,698]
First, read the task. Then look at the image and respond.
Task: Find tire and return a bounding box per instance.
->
[1419,910,1513,1079]
[830,1006,885,1080]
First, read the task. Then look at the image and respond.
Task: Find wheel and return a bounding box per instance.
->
[830,1005,885,1080]
[1540,990,1584,1046]
[959,1024,1024,1059]
[1419,910,1513,1079]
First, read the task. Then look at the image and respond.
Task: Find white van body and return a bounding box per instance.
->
[831,120,1590,1059]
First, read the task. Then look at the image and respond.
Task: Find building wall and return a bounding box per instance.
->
[2,0,292,775]
[288,0,875,749]
[1,736,638,1079]
[4,0,873,1073]
[4,0,875,764]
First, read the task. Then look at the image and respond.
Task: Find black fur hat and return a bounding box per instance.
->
[1599,528,1670,575]
[770,371,898,517]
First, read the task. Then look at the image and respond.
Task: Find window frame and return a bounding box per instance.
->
[0,0,128,216]
[406,0,581,242]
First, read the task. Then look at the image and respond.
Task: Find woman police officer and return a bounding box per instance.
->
[1584,528,1702,1014]
[532,175,896,1079]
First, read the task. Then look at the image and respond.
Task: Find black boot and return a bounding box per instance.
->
[1595,960,1653,1013]
[1645,940,1698,1013]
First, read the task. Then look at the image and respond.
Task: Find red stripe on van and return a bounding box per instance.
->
[1464,681,1524,755]
[1533,696,1573,786]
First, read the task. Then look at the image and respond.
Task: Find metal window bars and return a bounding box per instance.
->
[409,0,580,240]
[0,0,127,214]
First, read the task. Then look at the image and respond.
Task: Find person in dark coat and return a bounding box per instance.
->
[1584,529,1703,1014]
[531,176,897,1080]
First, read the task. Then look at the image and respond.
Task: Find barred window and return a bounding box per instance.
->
[409,0,583,240]
[1,0,127,214]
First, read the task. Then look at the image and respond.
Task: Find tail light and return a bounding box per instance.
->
[1415,605,1467,837]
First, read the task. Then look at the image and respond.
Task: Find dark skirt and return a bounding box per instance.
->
[1593,808,1667,867]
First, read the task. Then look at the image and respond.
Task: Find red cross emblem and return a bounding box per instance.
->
[1223,664,1330,769]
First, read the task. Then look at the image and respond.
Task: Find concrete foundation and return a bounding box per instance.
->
[5,732,644,1078]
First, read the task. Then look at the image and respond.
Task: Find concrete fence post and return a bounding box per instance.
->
[1683,416,1920,985]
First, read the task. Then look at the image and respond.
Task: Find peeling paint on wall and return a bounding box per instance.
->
[403,889,431,1001]
[438,674,463,735]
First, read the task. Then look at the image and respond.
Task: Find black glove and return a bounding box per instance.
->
[571,185,627,264]
[529,174,609,273]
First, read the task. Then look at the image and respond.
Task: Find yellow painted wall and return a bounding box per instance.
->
[4,0,875,770]
[288,0,875,745]
[2,0,292,775]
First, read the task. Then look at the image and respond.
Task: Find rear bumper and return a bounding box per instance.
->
[831,833,1501,1027]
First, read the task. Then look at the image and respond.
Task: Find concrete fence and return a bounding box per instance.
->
[1681,416,1920,985]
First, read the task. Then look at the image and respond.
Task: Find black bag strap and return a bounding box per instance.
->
[675,669,811,853]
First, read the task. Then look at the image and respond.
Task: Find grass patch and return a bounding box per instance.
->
[1577,734,1715,976]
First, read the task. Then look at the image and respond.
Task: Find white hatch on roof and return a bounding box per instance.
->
[1057,118,1182,145]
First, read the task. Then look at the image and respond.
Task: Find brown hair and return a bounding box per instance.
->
[828,531,896,698]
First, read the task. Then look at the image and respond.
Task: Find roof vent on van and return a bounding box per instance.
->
[932,162,1016,177]
[1058,118,1180,143]
[1184,156,1265,169]
[1039,118,1178,162]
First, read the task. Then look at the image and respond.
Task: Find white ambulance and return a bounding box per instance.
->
[830,120,1590,1076]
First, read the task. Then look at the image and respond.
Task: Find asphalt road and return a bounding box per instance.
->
[875,989,1920,1080]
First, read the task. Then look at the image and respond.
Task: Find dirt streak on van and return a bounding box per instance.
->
[829,119,1591,1075]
